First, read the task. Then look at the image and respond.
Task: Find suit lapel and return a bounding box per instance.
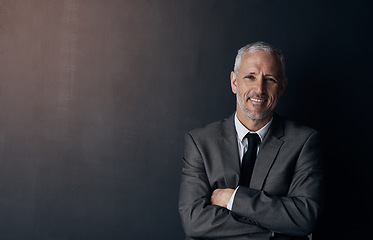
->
[217,115,241,188]
[250,114,284,190]
[216,114,285,190]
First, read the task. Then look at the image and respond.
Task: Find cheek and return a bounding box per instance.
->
[267,86,281,99]
[237,85,248,97]
[240,83,255,95]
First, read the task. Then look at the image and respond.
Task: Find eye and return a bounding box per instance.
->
[244,75,255,80]
[266,77,277,83]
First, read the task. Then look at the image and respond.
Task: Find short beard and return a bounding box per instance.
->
[236,88,274,120]
[237,97,271,120]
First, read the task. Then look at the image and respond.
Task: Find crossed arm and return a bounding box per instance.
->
[179,132,324,239]
[178,155,270,238]
[211,188,235,208]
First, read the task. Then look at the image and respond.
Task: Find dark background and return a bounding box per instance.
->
[0,0,372,239]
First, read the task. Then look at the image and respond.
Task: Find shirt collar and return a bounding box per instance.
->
[234,113,273,143]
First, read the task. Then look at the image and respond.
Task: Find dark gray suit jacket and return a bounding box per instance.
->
[179,114,324,240]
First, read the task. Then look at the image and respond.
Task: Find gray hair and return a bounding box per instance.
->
[233,41,286,78]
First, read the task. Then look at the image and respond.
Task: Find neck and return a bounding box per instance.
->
[236,109,273,132]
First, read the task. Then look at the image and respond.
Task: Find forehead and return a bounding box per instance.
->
[239,51,281,75]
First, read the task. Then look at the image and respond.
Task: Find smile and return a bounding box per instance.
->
[249,98,266,103]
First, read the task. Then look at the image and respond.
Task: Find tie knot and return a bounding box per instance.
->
[245,133,260,148]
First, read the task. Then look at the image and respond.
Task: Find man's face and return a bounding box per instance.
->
[231,51,287,121]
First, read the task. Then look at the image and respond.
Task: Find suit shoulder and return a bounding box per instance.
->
[282,118,320,139]
[188,116,231,140]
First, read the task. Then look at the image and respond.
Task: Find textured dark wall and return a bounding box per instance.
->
[0,0,372,239]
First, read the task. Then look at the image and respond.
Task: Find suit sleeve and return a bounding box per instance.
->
[231,131,325,236]
[178,133,270,239]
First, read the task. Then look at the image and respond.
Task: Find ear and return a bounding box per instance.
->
[230,71,237,94]
[279,77,288,97]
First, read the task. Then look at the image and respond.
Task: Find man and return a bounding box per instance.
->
[179,42,324,240]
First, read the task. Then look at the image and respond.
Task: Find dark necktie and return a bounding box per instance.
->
[239,133,260,187]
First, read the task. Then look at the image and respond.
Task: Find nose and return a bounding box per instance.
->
[254,77,266,95]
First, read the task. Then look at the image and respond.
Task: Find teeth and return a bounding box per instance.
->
[250,98,265,102]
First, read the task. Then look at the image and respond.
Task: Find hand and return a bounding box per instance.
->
[211,188,235,208]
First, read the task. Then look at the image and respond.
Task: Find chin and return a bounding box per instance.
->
[246,113,268,120]
[244,108,272,120]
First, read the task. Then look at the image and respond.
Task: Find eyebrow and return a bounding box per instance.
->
[245,72,277,77]
[243,72,257,76]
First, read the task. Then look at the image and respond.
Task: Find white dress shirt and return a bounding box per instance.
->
[226,114,273,210]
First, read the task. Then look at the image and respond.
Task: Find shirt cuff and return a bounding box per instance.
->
[227,186,239,210]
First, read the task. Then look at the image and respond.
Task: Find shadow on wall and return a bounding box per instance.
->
[277,53,373,240]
